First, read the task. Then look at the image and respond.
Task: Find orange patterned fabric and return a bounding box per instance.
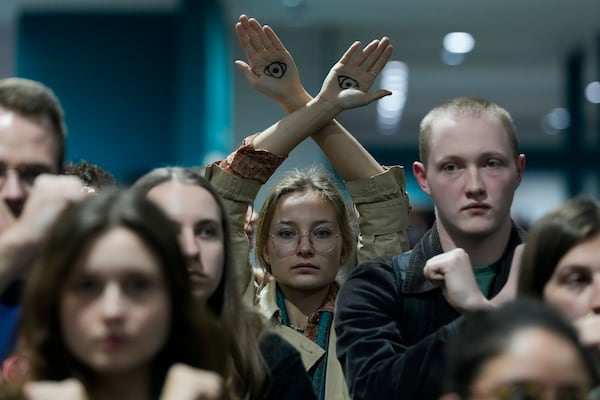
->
[218,133,286,184]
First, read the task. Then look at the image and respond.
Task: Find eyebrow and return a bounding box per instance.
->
[274,219,335,227]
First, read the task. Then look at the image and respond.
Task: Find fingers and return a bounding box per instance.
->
[235,21,257,61]
[159,364,223,400]
[349,37,392,74]
[338,41,362,65]
[246,17,271,50]
[24,379,87,400]
[354,39,380,66]
[263,25,287,52]
[367,40,393,76]
[238,15,272,52]
[0,201,16,235]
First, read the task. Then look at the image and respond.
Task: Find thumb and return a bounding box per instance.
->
[363,89,392,104]
[234,60,256,83]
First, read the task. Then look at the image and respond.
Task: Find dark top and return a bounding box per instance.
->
[334,223,524,400]
[260,331,317,400]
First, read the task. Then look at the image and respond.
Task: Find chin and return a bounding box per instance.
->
[458,223,499,238]
[191,287,209,303]
[288,279,331,293]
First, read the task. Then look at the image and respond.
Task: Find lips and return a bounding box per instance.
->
[291,263,319,270]
[98,334,128,351]
[462,203,491,211]
[187,267,207,279]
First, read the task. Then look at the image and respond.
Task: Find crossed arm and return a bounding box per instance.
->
[234,15,389,179]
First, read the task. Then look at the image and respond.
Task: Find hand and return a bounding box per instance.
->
[424,248,491,314]
[159,364,223,400]
[490,244,524,305]
[0,201,16,235]
[15,174,89,243]
[234,15,310,111]
[23,379,88,400]
[574,314,600,349]
[0,175,89,287]
[316,37,393,111]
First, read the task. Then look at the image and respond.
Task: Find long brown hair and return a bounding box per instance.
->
[132,167,269,400]
[518,198,600,298]
[19,189,227,397]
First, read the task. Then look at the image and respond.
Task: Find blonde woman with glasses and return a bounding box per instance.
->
[204,15,410,400]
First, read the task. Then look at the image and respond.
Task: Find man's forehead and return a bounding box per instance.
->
[429,114,512,157]
[0,108,59,171]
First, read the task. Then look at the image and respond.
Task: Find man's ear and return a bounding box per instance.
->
[515,154,526,187]
[413,161,431,195]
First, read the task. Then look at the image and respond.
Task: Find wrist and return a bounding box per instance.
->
[312,93,344,118]
[277,89,312,113]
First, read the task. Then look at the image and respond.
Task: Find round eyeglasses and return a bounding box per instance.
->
[269,227,341,257]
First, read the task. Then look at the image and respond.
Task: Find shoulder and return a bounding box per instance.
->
[337,256,402,308]
[258,331,303,368]
[342,257,395,289]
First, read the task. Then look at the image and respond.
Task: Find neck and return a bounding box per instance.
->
[437,219,512,266]
[278,283,331,329]
[92,368,151,400]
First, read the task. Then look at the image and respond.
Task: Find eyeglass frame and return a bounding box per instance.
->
[269,227,342,257]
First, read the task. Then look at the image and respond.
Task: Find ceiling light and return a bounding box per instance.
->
[585,81,600,104]
[443,32,475,54]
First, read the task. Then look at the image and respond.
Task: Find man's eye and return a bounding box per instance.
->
[442,164,458,172]
[484,159,502,168]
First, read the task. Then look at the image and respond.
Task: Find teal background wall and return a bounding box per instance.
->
[15,0,230,184]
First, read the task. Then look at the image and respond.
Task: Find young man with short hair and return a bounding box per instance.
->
[335,97,526,400]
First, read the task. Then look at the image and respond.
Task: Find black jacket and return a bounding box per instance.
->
[334,223,524,400]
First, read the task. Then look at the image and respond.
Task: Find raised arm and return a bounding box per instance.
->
[235,14,388,177]
[235,15,410,259]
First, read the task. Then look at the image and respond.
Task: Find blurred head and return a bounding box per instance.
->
[442,299,597,400]
[255,167,355,293]
[0,78,66,217]
[519,198,600,321]
[20,190,225,392]
[131,167,231,316]
[133,167,269,399]
[64,160,118,192]
[412,97,525,241]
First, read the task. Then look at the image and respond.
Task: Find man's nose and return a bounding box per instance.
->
[0,169,27,201]
[465,167,485,195]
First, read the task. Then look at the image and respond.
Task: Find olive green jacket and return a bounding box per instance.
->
[205,164,411,398]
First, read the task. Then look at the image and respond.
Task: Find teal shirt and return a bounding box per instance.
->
[473,266,496,298]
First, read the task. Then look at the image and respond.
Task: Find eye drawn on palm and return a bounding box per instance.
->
[320,37,393,111]
[235,15,304,104]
